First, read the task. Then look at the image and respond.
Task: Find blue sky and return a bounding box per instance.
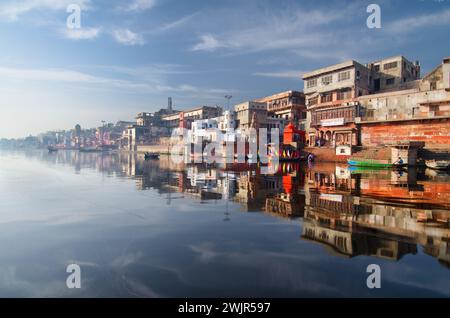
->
[0,0,449,138]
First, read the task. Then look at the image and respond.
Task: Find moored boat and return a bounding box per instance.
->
[347,158,393,168]
[48,146,58,152]
[144,152,160,160]
[425,160,450,170]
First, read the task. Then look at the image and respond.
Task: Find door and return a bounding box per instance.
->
[374,79,380,91]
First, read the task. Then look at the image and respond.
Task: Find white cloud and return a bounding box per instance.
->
[0,0,91,20]
[253,70,304,79]
[112,29,145,46]
[190,5,359,54]
[0,67,127,85]
[155,13,198,33]
[388,9,450,33]
[191,34,224,52]
[120,0,157,12]
[0,66,230,96]
[62,27,101,40]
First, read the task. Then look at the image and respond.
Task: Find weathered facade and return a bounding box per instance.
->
[367,56,420,93]
[161,105,222,133]
[302,60,371,150]
[255,90,307,130]
[301,55,446,156]
[357,57,450,149]
[234,101,268,132]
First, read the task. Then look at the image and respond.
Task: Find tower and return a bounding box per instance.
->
[168,97,172,111]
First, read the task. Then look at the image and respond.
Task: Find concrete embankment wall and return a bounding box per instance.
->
[304,147,350,163]
[137,144,171,154]
[304,147,394,163]
[136,137,173,154]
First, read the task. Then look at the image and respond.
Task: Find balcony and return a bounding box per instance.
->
[311,104,359,127]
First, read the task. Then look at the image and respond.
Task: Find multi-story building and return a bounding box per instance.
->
[234,101,267,133]
[218,110,236,131]
[302,55,421,152]
[161,105,222,134]
[255,90,307,130]
[303,60,370,150]
[123,98,181,150]
[136,112,154,127]
[357,57,450,150]
[123,125,149,151]
[189,118,220,144]
[367,56,420,93]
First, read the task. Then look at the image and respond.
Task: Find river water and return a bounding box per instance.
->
[0,150,449,297]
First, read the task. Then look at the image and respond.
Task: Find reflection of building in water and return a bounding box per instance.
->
[302,186,450,265]
[265,163,306,218]
[233,171,282,212]
[38,150,450,266]
[302,218,417,260]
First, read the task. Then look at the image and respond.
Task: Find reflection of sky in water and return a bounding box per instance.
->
[0,150,449,297]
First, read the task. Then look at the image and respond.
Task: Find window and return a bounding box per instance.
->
[321,92,332,103]
[430,81,437,90]
[337,88,352,100]
[374,64,380,72]
[430,105,439,112]
[384,61,398,70]
[308,96,318,106]
[307,78,317,88]
[366,109,374,118]
[338,71,350,81]
[386,78,395,85]
[321,75,332,85]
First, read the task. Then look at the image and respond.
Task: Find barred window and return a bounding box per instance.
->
[386,78,395,85]
[307,78,317,88]
[337,88,352,100]
[308,96,318,106]
[338,71,350,81]
[321,93,332,103]
[384,61,398,70]
[322,75,332,85]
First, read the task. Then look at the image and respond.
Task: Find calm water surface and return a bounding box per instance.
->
[0,150,449,297]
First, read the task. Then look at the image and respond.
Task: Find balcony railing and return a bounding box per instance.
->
[311,105,359,127]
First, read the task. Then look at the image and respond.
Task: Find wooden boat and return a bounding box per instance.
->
[426,160,450,170]
[347,158,393,168]
[144,152,160,160]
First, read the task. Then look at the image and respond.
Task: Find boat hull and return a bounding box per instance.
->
[347,159,392,168]
[144,152,160,160]
[426,160,450,170]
